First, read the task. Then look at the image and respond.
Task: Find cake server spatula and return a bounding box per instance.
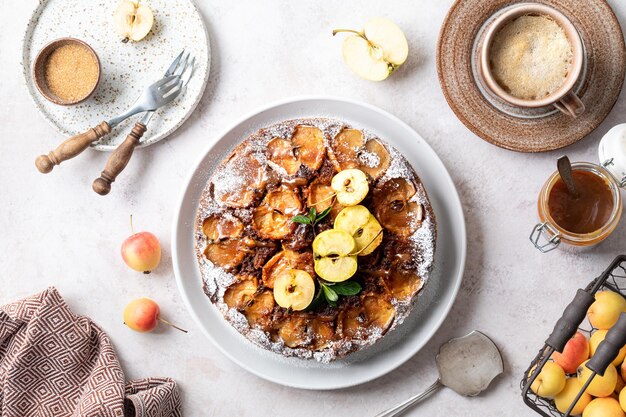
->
[374,331,503,417]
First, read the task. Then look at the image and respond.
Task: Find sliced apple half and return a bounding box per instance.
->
[334,205,383,256]
[244,290,275,331]
[273,269,316,311]
[202,214,243,241]
[373,178,423,237]
[292,125,326,171]
[267,137,300,175]
[313,229,358,282]
[331,169,369,206]
[328,129,391,180]
[252,186,302,240]
[224,276,258,310]
[113,0,154,42]
[334,17,409,81]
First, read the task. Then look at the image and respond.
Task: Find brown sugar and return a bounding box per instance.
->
[44,43,99,102]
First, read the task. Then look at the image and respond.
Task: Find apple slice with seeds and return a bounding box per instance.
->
[273,269,316,311]
[334,205,383,256]
[373,178,423,237]
[224,276,258,310]
[313,230,358,282]
[331,169,369,206]
[292,126,326,171]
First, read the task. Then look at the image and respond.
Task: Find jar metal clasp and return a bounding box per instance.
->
[602,158,626,187]
[530,222,561,253]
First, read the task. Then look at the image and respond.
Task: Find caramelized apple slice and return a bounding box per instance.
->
[268,137,300,175]
[276,315,309,348]
[359,139,391,180]
[213,154,266,208]
[262,250,315,289]
[204,240,245,270]
[244,290,275,331]
[329,129,364,171]
[362,295,395,330]
[386,266,423,301]
[373,178,423,237]
[307,180,344,219]
[202,215,244,240]
[339,295,395,339]
[253,187,303,240]
[292,126,326,171]
[224,276,258,310]
[329,129,391,179]
[311,318,335,350]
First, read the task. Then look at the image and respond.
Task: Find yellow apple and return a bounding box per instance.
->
[554,378,592,415]
[588,291,626,330]
[616,375,626,396]
[620,387,626,413]
[553,331,590,374]
[530,362,566,398]
[583,397,625,417]
[578,360,618,397]
[590,330,626,367]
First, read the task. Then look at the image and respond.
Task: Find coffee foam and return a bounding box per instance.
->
[490,14,573,100]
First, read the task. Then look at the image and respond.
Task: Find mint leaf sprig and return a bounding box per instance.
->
[312,280,362,308]
[292,207,332,230]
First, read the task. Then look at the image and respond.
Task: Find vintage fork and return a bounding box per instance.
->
[92,52,195,195]
[35,52,187,174]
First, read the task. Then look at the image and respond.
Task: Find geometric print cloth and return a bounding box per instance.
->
[0,288,182,417]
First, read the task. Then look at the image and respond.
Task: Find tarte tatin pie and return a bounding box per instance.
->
[195,118,436,362]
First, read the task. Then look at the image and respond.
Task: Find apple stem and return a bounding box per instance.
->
[130,214,135,235]
[332,29,363,37]
[159,318,188,333]
[311,193,337,208]
[352,228,384,255]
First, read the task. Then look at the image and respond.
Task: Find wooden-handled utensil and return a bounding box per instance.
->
[35,51,187,173]
[93,54,195,195]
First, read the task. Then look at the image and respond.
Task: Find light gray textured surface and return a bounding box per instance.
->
[1,1,626,416]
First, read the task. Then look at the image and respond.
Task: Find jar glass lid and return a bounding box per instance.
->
[599,124,626,188]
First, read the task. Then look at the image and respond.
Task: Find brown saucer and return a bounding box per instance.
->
[437,0,626,153]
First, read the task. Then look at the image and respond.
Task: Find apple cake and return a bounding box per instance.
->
[195,118,436,362]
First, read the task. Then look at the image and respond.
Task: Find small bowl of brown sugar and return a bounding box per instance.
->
[33,38,101,105]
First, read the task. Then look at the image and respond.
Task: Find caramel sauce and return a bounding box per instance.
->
[548,171,614,234]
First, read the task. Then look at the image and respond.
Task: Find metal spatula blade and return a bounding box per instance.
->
[374,331,504,417]
[437,331,504,396]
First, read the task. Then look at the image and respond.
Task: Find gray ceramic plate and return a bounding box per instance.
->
[172,97,467,390]
[22,0,210,151]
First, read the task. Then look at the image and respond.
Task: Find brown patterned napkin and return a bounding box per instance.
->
[0,287,182,417]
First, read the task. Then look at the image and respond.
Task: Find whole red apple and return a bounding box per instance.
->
[552,331,589,374]
[124,298,160,332]
[121,230,161,274]
[124,298,188,333]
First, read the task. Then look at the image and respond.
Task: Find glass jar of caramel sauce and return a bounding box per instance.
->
[531,125,626,252]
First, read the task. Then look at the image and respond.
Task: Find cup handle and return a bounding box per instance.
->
[554,91,585,118]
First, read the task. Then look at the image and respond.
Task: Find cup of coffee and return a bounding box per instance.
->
[480,3,585,118]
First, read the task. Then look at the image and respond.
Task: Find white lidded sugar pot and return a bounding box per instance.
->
[530,124,626,252]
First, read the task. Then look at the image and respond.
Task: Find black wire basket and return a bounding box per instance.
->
[521,255,626,417]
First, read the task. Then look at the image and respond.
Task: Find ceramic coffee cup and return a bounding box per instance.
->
[480,3,585,118]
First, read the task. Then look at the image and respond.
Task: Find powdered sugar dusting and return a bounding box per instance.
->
[195,118,436,362]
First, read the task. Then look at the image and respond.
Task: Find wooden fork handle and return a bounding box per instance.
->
[92,122,147,195]
[35,121,111,173]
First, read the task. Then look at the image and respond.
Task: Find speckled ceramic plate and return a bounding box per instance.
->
[22,0,210,151]
[437,0,625,153]
[172,97,467,389]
